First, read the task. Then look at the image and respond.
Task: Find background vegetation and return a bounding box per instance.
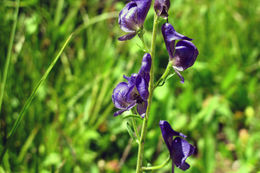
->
[0,0,259,172]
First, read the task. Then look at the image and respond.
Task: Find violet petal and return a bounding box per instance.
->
[172,137,195,170]
[119,2,139,32]
[137,101,147,118]
[162,23,192,59]
[112,82,133,109]
[159,120,186,154]
[134,0,152,26]
[173,40,199,71]
[139,53,152,74]
[118,32,137,41]
[114,102,137,116]
[136,75,149,100]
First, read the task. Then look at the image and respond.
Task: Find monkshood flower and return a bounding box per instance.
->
[118,0,151,41]
[154,0,170,19]
[159,120,195,172]
[172,40,199,81]
[162,23,198,82]
[112,53,151,117]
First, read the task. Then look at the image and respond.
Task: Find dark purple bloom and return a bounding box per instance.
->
[118,0,151,41]
[159,120,195,172]
[112,53,151,117]
[154,0,170,19]
[172,40,198,76]
[161,23,192,59]
[161,23,198,82]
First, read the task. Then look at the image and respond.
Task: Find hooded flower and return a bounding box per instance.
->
[112,53,151,117]
[172,40,198,74]
[159,120,195,172]
[154,0,170,19]
[161,23,198,82]
[118,0,151,41]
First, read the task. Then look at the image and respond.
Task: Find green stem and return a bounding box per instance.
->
[123,114,143,120]
[0,0,20,113]
[135,14,159,173]
[154,62,172,89]
[0,33,73,163]
[142,156,171,171]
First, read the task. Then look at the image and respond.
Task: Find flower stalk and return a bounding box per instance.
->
[135,13,159,173]
[154,62,172,88]
[113,0,198,172]
[142,156,171,171]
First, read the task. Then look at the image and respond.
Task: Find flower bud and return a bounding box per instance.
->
[154,0,170,19]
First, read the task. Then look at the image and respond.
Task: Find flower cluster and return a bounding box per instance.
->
[112,53,151,117]
[113,0,198,172]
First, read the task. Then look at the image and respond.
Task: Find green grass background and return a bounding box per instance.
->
[0,0,260,172]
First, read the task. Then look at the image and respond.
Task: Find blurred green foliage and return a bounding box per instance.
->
[0,0,260,172]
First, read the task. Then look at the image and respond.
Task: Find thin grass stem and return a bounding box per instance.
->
[0,33,73,163]
[0,0,20,113]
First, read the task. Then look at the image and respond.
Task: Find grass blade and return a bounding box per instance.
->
[0,33,73,163]
[0,0,20,113]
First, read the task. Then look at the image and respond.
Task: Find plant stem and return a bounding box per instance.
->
[142,156,171,171]
[0,0,20,113]
[135,14,159,173]
[123,114,143,120]
[154,62,172,89]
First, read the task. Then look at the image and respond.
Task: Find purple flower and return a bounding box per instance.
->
[161,23,198,82]
[172,40,199,79]
[161,23,192,59]
[112,53,151,117]
[154,0,170,19]
[118,0,151,41]
[159,120,195,172]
